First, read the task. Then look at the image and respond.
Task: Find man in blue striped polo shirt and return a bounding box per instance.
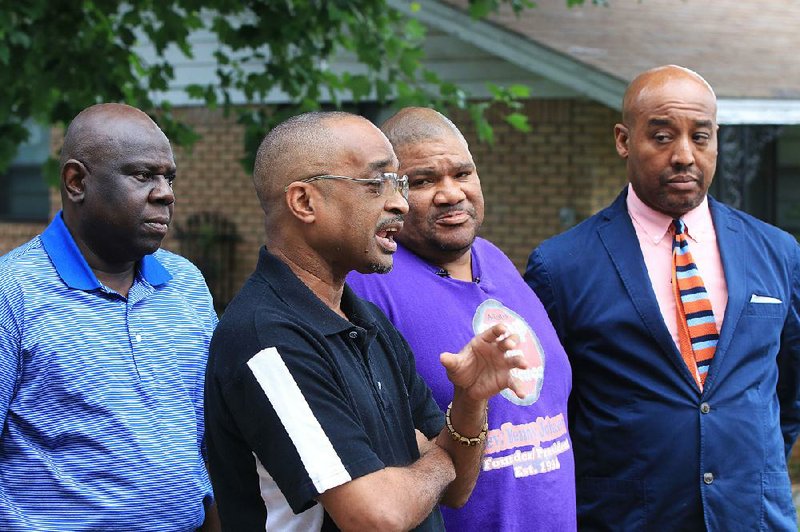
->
[0,104,219,530]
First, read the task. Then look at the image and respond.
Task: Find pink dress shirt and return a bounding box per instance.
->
[626,184,728,350]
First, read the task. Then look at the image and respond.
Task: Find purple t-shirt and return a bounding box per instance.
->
[348,238,576,531]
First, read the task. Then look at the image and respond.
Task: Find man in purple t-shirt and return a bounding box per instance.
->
[348,108,576,531]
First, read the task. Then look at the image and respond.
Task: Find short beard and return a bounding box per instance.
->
[368,262,393,274]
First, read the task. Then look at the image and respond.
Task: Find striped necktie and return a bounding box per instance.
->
[671,218,719,390]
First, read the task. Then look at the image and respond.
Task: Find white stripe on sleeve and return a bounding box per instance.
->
[247,347,352,494]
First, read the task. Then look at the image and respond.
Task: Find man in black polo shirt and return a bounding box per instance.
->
[205,111,529,531]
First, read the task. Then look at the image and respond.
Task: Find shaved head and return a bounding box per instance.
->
[381,107,468,152]
[622,65,716,126]
[253,111,359,215]
[60,103,168,171]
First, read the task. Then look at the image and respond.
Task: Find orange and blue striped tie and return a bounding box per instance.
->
[671,219,719,390]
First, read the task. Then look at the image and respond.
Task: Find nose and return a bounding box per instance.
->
[671,136,695,167]
[149,175,175,206]
[433,177,467,205]
[385,188,409,215]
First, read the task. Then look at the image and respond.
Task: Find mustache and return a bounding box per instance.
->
[376,215,404,231]
[660,168,703,183]
[429,203,477,221]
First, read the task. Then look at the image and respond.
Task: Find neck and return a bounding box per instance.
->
[94,268,136,298]
[436,248,473,282]
[66,218,137,297]
[272,246,347,318]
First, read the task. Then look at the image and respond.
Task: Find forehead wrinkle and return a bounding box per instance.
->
[404,153,474,171]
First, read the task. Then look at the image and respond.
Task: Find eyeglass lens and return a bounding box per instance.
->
[382,174,409,199]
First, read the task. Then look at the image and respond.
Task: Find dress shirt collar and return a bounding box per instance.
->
[40,211,171,291]
[626,183,713,244]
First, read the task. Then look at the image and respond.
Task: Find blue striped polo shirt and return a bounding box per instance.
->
[0,212,218,531]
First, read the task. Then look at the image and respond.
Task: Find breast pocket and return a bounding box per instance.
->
[744,301,785,319]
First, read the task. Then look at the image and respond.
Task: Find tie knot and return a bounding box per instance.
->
[672,218,686,236]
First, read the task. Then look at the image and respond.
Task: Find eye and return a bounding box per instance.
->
[365,178,382,195]
[693,133,710,145]
[409,177,434,188]
[455,171,472,180]
[165,174,176,187]
[654,133,672,143]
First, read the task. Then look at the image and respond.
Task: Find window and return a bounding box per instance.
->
[773,127,800,237]
[0,124,51,222]
[715,125,800,240]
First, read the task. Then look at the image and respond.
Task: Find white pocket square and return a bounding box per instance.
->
[750,294,782,304]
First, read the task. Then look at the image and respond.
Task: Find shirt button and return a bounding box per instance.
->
[700,402,711,414]
[703,472,714,485]
[135,333,143,343]
[348,331,358,339]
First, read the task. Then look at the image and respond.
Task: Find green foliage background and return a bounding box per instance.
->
[0,0,598,177]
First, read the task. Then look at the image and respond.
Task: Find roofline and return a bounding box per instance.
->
[397,1,800,126]
[390,0,627,108]
[718,99,800,125]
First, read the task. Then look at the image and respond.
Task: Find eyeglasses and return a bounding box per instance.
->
[285,172,409,200]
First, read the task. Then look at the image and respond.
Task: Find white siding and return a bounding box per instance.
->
[135,20,578,106]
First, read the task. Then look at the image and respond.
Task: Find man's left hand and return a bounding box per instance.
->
[440,323,529,401]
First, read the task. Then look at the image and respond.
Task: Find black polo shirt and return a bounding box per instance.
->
[206,246,446,531]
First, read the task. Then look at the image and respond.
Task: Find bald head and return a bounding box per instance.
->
[60,103,168,170]
[381,107,468,153]
[622,65,717,126]
[253,112,360,212]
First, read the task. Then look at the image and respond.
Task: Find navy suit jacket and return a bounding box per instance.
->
[525,189,800,531]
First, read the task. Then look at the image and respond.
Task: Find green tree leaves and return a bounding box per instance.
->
[0,0,592,177]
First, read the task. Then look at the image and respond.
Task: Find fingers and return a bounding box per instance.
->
[502,340,529,370]
[439,350,459,372]
[415,429,434,456]
[478,323,510,346]
[506,372,529,399]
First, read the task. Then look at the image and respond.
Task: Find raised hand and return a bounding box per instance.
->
[439,323,529,401]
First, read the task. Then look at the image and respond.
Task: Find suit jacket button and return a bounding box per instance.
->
[700,402,711,414]
[703,472,714,484]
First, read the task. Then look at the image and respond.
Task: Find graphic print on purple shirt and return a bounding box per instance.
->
[473,299,545,406]
[473,299,568,480]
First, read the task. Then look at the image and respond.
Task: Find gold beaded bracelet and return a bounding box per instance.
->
[445,401,489,447]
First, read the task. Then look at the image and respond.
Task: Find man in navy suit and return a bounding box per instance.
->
[525,65,800,530]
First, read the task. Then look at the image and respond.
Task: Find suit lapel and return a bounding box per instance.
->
[703,198,745,394]
[597,191,702,392]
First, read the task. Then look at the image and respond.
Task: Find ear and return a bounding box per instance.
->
[284,183,318,224]
[614,123,630,159]
[62,159,89,204]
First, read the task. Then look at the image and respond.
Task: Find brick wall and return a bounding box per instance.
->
[0,98,626,303]
[451,98,626,271]
[159,107,264,304]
